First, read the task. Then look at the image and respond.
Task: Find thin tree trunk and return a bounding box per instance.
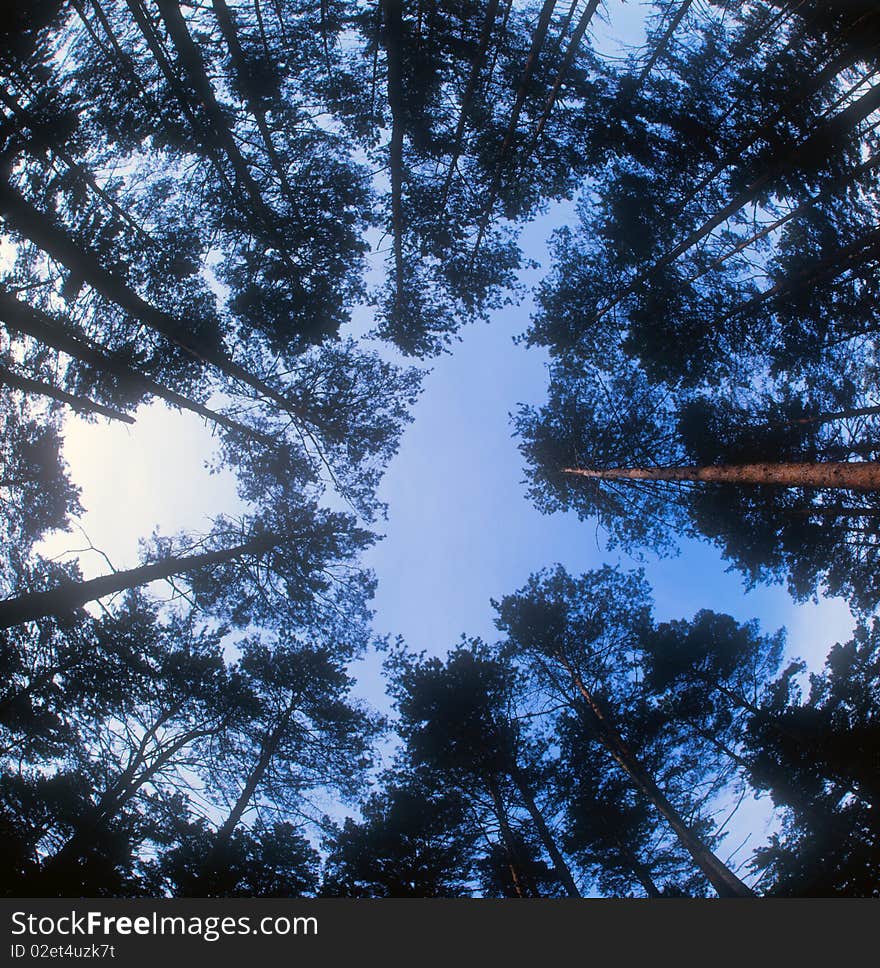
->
[562,461,880,491]
[381,0,406,313]
[587,79,880,330]
[0,289,276,446]
[470,0,558,263]
[0,361,135,423]
[0,531,285,630]
[685,148,880,287]
[789,403,880,426]
[522,0,600,160]
[723,225,880,324]
[557,656,755,897]
[509,762,580,897]
[39,720,214,885]
[674,42,868,230]
[122,0,240,201]
[486,773,533,897]
[0,87,156,247]
[632,0,694,88]
[153,0,294,261]
[210,0,297,205]
[213,706,293,848]
[0,179,298,414]
[437,0,501,213]
[621,843,663,898]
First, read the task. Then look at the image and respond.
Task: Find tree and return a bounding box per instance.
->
[321,778,476,897]
[745,620,880,896]
[385,642,582,897]
[0,500,376,633]
[517,353,880,610]
[193,634,380,893]
[3,596,232,896]
[494,565,756,897]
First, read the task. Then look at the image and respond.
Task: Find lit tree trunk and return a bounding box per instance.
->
[0,532,285,629]
[557,656,755,898]
[562,461,880,491]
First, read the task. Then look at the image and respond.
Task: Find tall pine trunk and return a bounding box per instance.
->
[562,461,880,491]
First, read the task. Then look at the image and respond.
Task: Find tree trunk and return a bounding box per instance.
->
[0,179,298,414]
[558,656,755,897]
[632,0,694,88]
[587,78,880,330]
[37,720,213,889]
[214,707,293,848]
[523,0,600,158]
[210,0,296,204]
[381,0,405,312]
[486,773,534,897]
[509,762,581,897]
[621,843,663,898]
[0,532,284,629]
[470,0,558,263]
[725,225,880,324]
[562,461,880,491]
[438,0,501,212]
[198,704,295,889]
[0,87,156,247]
[0,288,275,445]
[0,361,135,423]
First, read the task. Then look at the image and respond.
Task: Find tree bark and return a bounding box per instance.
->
[509,762,581,897]
[0,361,135,424]
[562,461,880,491]
[0,532,284,629]
[0,288,275,445]
[558,656,755,897]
